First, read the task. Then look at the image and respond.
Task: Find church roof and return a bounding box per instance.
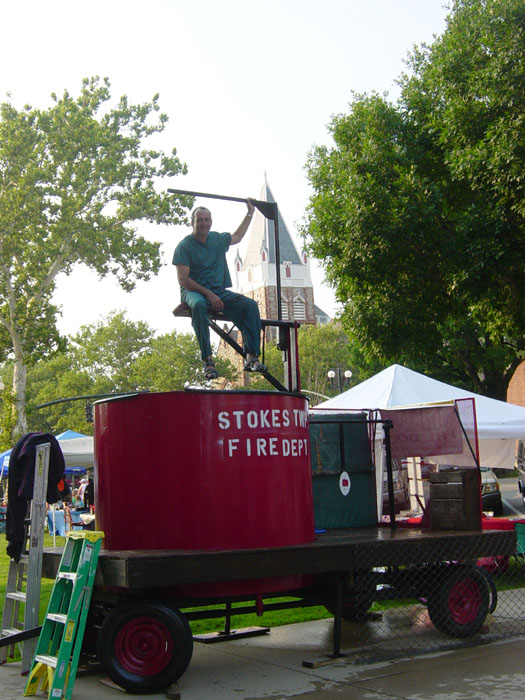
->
[242,179,302,269]
[314,304,331,321]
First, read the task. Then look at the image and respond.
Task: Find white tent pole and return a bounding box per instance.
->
[51,504,56,547]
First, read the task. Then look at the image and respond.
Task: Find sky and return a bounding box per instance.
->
[1,0,450,338]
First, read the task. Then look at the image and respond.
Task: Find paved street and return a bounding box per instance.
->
[500,476,525,518]
[3,618,525,699]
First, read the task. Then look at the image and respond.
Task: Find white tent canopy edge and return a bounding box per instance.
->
[315,364,525,469]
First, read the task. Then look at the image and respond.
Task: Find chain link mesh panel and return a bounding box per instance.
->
[327,526,525,663]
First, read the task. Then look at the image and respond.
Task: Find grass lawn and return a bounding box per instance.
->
[187,598,332,636]
[0,532,65,662]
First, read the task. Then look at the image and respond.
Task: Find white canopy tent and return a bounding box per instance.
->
[315,364,525,469]
[0,435,93,474]
[59,436,94,469]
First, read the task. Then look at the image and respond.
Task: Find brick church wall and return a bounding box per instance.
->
[508,361,525,407]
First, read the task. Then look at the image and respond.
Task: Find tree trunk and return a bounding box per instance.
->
[12,348,28,440]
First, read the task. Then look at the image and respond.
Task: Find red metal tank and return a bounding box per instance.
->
[94,390,314,595]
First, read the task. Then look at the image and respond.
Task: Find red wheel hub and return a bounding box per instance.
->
[115,617,173,676]
[447,578,481,624]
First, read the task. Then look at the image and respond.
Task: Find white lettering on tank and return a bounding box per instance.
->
[260,410,270,428]
[228,439,239,457]
[218,411,230,429]
[256,438,267,456]
[232,411,244,428]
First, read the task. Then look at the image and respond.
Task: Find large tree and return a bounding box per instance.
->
[302,0,525,399]
[69,311,154,392]
[21,311,239,442]
[0,77,191,438]
[130,332,238,392]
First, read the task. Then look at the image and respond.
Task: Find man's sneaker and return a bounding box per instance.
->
[204,359,219,380]
[244,357,267,374]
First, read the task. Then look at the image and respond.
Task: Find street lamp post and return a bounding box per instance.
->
[327,368,352,393]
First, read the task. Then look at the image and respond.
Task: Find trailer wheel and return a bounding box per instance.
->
[97,601,193,693]
[427,565,490,638]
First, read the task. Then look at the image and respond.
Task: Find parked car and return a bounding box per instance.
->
[480,467,503,515]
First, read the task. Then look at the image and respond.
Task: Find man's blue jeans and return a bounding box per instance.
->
[182,289,262,361]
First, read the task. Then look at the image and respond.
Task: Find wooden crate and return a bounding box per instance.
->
[428,469,481,531]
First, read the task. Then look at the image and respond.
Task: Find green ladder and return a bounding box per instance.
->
[24,530,104,700]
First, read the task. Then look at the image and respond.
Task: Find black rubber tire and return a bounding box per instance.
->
[493,498,504,516]
[476,566,498,614]
[97,601,193,694]
[427,565,490,638]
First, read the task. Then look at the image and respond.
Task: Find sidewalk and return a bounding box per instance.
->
[2,618,525,699]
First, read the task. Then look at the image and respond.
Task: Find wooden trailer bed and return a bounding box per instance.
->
[41,526,517,590]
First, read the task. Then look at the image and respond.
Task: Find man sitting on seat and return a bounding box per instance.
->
[173,201,267,380]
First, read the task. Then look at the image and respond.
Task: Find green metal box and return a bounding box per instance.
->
[310,412,377,529]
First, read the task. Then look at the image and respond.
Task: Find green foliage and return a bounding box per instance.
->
[302,0,525,399]
[248,322,386,400]
[0,77,191,438]
[296,322,378,400]
[403,0,525,220]
[69,311,155,392]
[25,352,98,436]
[9,310,240,439]
[130,331,239,391]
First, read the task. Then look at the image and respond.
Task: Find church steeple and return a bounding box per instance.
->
[242,180,302,268]
[234,177,315,326]
[217,177,330,385]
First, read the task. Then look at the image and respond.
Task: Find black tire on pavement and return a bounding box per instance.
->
[97,600,193,694]
[493,498,504,516]
[476,566,498,614]
[427,565,490,638]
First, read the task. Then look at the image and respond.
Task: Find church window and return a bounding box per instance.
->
[293,294,306,320]
[281,296,289,320]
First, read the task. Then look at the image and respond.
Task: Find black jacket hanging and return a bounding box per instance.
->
[6,432,65,561]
